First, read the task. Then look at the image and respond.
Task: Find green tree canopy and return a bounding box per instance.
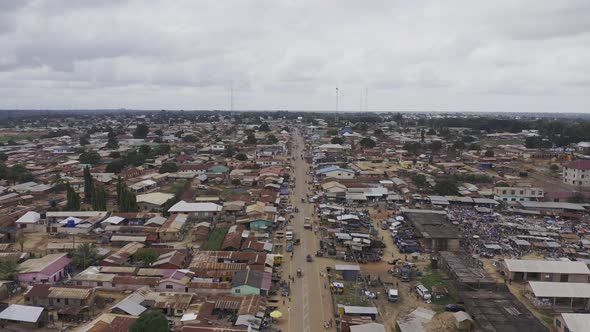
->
[79,151,101,165]
[129,311,169,332]
[331,137,344,144]
[235,153,248,161]
[133,248,159,265]
[79,135,90,146]
[139,145,152,156]
[159,162,179,174]
[359,137,376,149]
[266,134,278,144]
[72,243,99,269]
[245,134,256,145]
[411,174,427,187]
[0,259,19,281]
[258,122,271,132]
[434,179,459,195]
[484,150,495,157]
[133,124,150,139]
[106,136,119,149]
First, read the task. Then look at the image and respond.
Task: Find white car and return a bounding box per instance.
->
[415,284,431,301]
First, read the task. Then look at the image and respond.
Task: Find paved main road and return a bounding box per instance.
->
[283,128,335,332]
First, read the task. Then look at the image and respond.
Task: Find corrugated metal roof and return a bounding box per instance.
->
[505,259,590,274]
[529,282,590,298]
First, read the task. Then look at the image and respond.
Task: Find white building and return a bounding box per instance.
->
[563,160,590,187]
[493,186,544,202]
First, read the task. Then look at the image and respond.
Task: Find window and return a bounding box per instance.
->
[76,281,82,286]
[97,282,103,287]
[166,284,173,289]
[65,299,69,305]
[235,289,240,294]
[555,319,561,327]
[56,299,60,303]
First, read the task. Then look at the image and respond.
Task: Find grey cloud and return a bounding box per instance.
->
[0,0,588,112]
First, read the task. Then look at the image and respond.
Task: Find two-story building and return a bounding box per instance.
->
[493,186,544,202]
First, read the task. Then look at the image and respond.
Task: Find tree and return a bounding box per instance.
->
[374,129,384,137]
[550,164,559,172]
[495,181,510,187]
[159,162,178,174]
[245,134,257,145]
[106,136,119,149]
[79,151,101,165]
[452,141,466,150]
[411,174,427,187]
[223,145,236,158]
[468,143,481,151]
[461,135,476,143]
[129,311,169,332]
[139,145,152,156]
[72,243,99,269]
[133,248,158,265]
[266,134,278,144]
[182,135,198,143]
[327,129,338,136]
[83,166,93,204]
[79,135,90,146]
[235,153,248,161]
[484,150,495,157]
[231,179,241,186]
[109,151,121,158]
[5,163,34,183]
[434,179,459,195]
[92,186,107,210]
[155,129,164,136]
[66,183,81,211]
[258,122,271,132]
[331,137,344,144]
[403,142,422,155]
[106,160,126,173]
[133,124,149,139]
[156,144,171,155]
[427,128,436,135]
[0,259,19,281]
[420,129,425,142]
[359,137,376,149]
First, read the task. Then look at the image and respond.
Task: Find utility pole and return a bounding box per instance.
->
[230,81,234,113]
[335,87,339,112]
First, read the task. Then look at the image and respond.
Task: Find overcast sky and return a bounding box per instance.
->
[1,0,589,112]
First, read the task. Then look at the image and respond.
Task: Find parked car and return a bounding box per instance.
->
[387,288,399,302]
[415,284,431,301]
[444,304,465,312]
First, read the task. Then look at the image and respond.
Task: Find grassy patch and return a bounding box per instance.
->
[202,228,228,250]
[420,268,459,305]
[332,281,372,307]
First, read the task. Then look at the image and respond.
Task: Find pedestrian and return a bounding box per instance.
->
[283,298,285,305]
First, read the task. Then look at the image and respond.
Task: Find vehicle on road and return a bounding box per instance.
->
[285,231,294,241]
[297,268,302,277]
[301,198,305,203]
[286,242,293,252]
[415,284,432,301]
[306,254,312,262]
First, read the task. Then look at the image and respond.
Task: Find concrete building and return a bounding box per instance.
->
[493,186,544,202]
[563,160,590,187]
